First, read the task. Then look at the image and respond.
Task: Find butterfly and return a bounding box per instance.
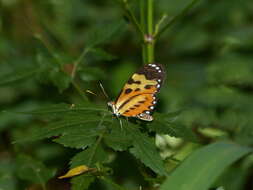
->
[108,63,165,121]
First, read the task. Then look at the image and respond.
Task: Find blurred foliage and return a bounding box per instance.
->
[0,0,253,189]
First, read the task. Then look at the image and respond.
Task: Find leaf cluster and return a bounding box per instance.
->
[14,102,195,189]
[0,0,253,190]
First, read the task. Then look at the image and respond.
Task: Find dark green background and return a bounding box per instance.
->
[0,0,253,189]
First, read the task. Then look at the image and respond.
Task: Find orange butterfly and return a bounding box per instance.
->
[108,63,165,121]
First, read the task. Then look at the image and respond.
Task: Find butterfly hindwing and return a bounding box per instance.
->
[111,63,165,121]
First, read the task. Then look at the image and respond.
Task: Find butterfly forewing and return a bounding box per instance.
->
[112,63,165,121]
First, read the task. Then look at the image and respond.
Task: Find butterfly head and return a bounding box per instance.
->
[107,101,120,117]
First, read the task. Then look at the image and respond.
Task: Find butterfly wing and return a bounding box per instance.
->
[112,63,165,121]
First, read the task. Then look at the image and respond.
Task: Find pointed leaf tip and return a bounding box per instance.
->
[58,165,95,179]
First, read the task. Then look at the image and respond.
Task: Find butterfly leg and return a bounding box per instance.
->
[119,118,123,130]
[99,81,109,100]
[126,117,129,127]
[111,115,114,123]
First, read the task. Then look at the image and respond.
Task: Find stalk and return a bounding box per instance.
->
[140,0,147,64]
[146,0,154,63]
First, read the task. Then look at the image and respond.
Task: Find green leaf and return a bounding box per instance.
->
[70,144,108,168]
[86,20,125,48]
[89,48,117,61]
[0,68,40,86]
[13,103,111,149]
[71,175,95,190]
[50,69,71,93]
[53,123,105,149]
[16,154,56,185]
[214,165,250,190]
[207,55,253,86]
[159,142,252,190]
[19,103,71,114]
[148,112,197,142]
[0,158,17,190]
[104,121,132,151]
[17,103,108,116]
[15,115,110,144]
[127,125,168,176]
[79,67,106,82]
[100,176,128,190]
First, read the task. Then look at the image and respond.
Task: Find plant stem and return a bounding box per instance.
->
[34,32,88,102]
[87,115,107,165]
[140,0,146,64]
[71,80,88,102]
[155,0,201,39]
[116,0,144,39]
[71,48,89,79]
[146,0,154,63]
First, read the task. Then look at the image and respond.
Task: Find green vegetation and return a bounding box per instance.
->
[0,0,253,190]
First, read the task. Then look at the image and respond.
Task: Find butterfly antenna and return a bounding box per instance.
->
[86,90,97,96]
[99,81,109,100]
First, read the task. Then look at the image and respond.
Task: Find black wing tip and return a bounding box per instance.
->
[137,63,166,81]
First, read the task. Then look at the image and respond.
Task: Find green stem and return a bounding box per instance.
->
[140,0,146,64]
[34,34,61,67]
[71,48,89,79]
[71,81,88,102]
[87,114,107,165]
[155,0,201,39]
[116,0,144,39]
[30,165,47,190]
[146,0,154,63]
[34,33,88,102]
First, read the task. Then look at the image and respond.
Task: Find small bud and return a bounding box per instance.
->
[144,34,154,44]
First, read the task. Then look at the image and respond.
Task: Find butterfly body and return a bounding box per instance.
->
[108,63,165,121]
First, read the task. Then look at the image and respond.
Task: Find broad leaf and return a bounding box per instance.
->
[160,142,252,190]
[70,145,108,189]
[71,175,95,190]
[104,121,132,151]
[17,103,108,116]
[13,103,111,150]
[127,125,168,176]
[70,144,108,168]
[54,122,106,149]
[148,112,197,142]
[50,69,71,93]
